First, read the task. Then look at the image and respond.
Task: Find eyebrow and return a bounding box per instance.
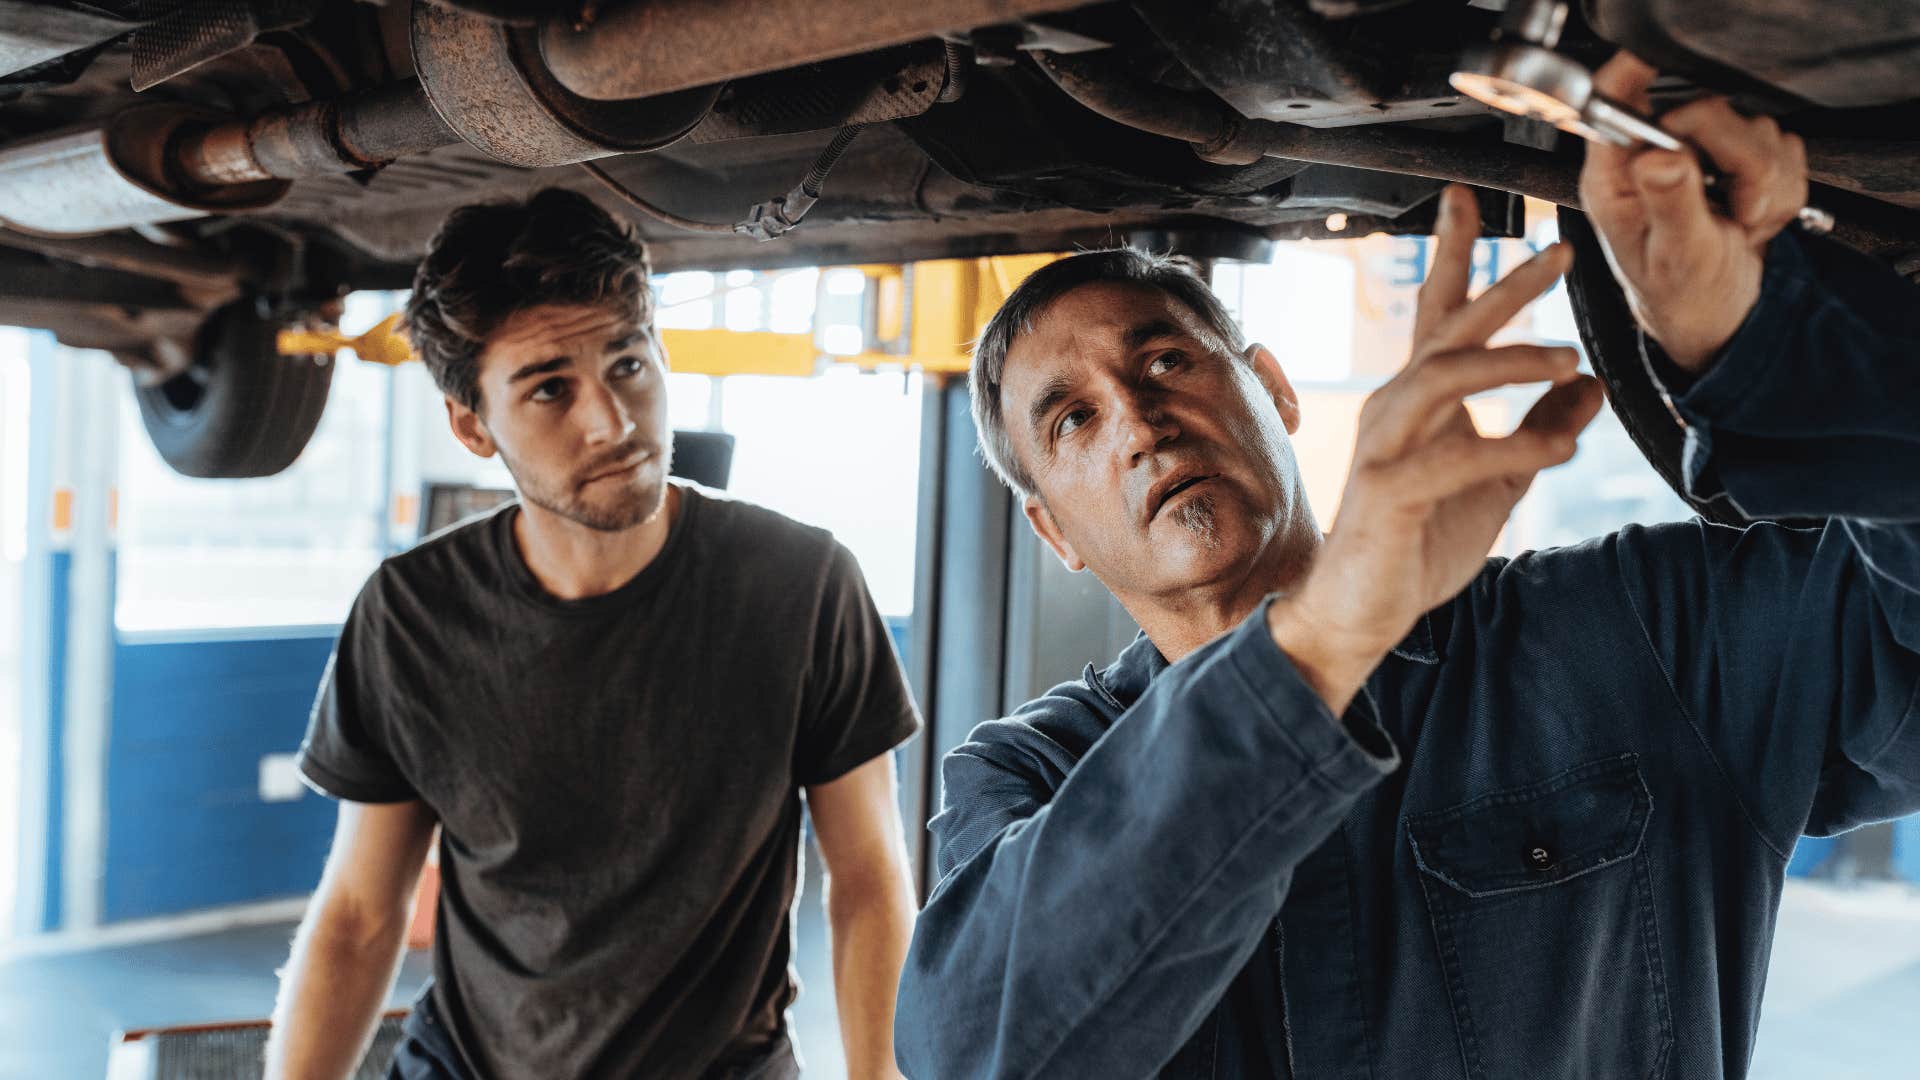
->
[1124,318,1184,353]
[603,331,644,355]
[1026,373,1077,442]
[507,355,572,384]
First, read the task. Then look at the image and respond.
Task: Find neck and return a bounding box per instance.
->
[1129,525,1321,664]
[513,484,680,600]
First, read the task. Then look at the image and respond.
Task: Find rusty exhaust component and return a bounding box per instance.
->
[0,79,459,236]
[174,79,460,185]
[538,0,1093,102]
[0,106,289,236]
[412,2,721,168]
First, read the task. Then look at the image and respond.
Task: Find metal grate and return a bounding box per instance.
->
[131,0,313,92]
[144,1014,405,1079]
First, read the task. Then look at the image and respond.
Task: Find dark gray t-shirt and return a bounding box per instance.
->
[297,484,921,1079]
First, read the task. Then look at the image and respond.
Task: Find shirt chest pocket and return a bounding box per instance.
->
[1406,753,1673,1080]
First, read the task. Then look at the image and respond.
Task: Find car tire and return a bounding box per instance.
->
[1556,206,1756,528]
[134,299,336,479]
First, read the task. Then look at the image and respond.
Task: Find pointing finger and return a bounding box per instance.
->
[1414,185,1482,343]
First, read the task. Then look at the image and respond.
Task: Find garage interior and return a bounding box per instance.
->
[2,0,1919,1077]
[1,224,1916,1079]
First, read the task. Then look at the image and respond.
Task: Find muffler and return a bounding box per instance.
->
[0,106,287,236]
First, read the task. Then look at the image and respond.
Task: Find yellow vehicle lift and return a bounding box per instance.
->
[278,253,1061,379]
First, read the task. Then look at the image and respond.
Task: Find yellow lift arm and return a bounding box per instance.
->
[278,253,1060,378]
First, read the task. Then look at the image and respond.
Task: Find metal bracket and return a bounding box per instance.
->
[733,186,819,241]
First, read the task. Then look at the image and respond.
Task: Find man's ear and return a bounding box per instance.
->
[1245,342,1301,435]
[446,396,497,458]
[1023,495,1086,573]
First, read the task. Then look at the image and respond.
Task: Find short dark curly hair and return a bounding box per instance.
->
[404,187,654,412]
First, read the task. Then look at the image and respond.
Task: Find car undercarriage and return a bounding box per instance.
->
[1,0,1916,488]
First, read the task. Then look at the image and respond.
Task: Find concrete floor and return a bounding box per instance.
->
[0,844,846,1080]
[1,878,1913,1079]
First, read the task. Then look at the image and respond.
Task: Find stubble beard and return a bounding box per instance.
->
[1170,489,1221,549]
[507,445,672,533]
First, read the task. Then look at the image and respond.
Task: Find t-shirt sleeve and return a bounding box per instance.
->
[296,571,420,803]
[794,540,923,786]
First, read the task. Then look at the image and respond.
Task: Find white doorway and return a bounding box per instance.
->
[0,326,32,941]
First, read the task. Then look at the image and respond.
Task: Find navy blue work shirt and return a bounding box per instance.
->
[896,229,1920,1079]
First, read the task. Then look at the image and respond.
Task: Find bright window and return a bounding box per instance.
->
[113,299,395,633]
[642,267,922,616]
[717,368,922,617]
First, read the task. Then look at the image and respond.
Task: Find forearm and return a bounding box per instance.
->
[264,905,411,1080]
[1652,230,1920,521]
[826,870,917,1080]
[896,609,1396,1077]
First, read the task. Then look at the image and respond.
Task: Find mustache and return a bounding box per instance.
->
[1132,453,1218,506]
[578,438,656,479]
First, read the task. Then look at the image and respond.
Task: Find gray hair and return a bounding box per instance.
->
[969,248,1247,497]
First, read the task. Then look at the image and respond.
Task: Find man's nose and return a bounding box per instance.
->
[1117,393,1179,463]
[578,380,635,445]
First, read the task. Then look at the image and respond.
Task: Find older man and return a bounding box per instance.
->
[896,55,1920,1078]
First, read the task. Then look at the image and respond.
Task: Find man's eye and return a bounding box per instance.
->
[1057,407,1091,438]
[531,378,567,403]
[1148,351,1185,376]
[611,355,644,378]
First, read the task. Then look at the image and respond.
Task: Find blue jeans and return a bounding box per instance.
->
[385,990,468,1080]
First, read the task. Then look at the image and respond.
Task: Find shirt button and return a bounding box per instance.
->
[1527,846,1555,871]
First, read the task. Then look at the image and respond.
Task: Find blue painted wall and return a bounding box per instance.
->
[96,617,913,923]
[102,633,337,922]
[37,551,69,931]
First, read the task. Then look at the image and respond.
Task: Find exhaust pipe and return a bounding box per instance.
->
[0,81,459,236]
[0,106,287,236]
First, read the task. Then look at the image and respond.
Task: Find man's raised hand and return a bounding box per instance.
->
[1268,185,1603,714]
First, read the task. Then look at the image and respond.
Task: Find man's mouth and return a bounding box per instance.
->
[1148,472,1216,522]
[583,452,650,485]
